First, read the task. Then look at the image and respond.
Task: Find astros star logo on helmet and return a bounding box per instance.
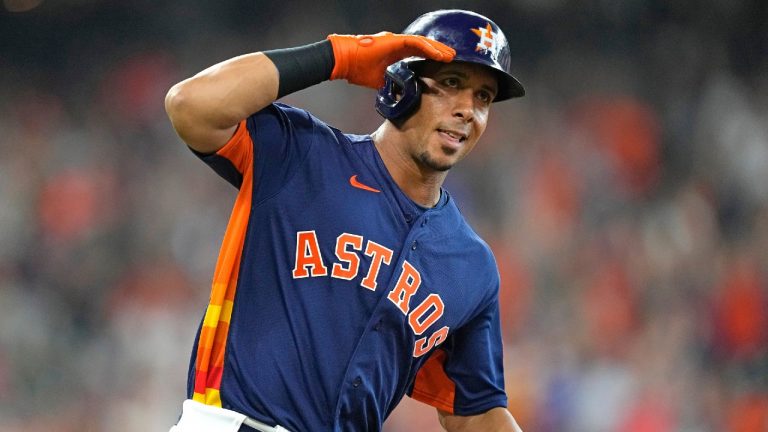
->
[471,23,497,54]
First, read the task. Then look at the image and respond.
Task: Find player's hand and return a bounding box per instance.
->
[327,32,455,89]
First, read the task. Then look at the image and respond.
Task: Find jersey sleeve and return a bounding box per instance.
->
[191,120,253,189]
[409,286,508,416]
[191,103,316,199]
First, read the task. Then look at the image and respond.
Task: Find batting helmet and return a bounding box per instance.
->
[375,9,525,120]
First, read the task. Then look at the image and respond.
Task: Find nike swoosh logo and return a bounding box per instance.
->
[349,175,380,193]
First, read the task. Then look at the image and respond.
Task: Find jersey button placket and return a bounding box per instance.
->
[352,377,362,388]
[411,240,417,250]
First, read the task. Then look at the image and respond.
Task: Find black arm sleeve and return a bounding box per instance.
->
[263,40,335,98]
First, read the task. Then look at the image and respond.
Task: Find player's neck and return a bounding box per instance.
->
[371,124,445,208]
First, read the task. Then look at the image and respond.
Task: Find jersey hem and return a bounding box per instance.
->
[452,398,509,417]
[410,388,455,414]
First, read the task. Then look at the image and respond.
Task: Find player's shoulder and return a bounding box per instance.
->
[460,223,501,293]
[248,103,344,145]
[342,133,373,146]
[464,222,497,268]
[443,195,497,262]
[267,103,370,145]
[265,102,319,125]
[249,102,329,129]
[449,214,501,295]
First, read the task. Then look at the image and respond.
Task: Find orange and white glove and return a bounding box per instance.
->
[327,32,455,89]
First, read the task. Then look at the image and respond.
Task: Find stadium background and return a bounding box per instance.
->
[1,0,766,430]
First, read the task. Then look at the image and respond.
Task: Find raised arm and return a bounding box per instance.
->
[164,52,279,153]
[438,407,523,432]
[164,33,455,154]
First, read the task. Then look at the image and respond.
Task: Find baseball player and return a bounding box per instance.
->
[165,9,525,432]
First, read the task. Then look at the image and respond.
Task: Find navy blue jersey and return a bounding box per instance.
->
[187,103,507,431]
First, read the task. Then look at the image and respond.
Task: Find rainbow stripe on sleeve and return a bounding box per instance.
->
[192,121,253,406]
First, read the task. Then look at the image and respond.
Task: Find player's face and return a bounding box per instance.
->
[399,61,498,172]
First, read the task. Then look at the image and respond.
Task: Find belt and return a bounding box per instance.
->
[239,416,288,432]
[172,399,290,432]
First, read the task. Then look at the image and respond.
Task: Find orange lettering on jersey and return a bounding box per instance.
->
[360,240,393,291]
[387,261,421,314]
[331,233,363,280]
[413,325,449,357]
[292,230,328,278]
[408,294,444,335]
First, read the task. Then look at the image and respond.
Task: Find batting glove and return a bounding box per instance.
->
[327,32,455,89]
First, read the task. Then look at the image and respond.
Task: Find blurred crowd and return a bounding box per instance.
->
[1,1,766,431]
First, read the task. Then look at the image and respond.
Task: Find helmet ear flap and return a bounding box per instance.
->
[375,62,422,120]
